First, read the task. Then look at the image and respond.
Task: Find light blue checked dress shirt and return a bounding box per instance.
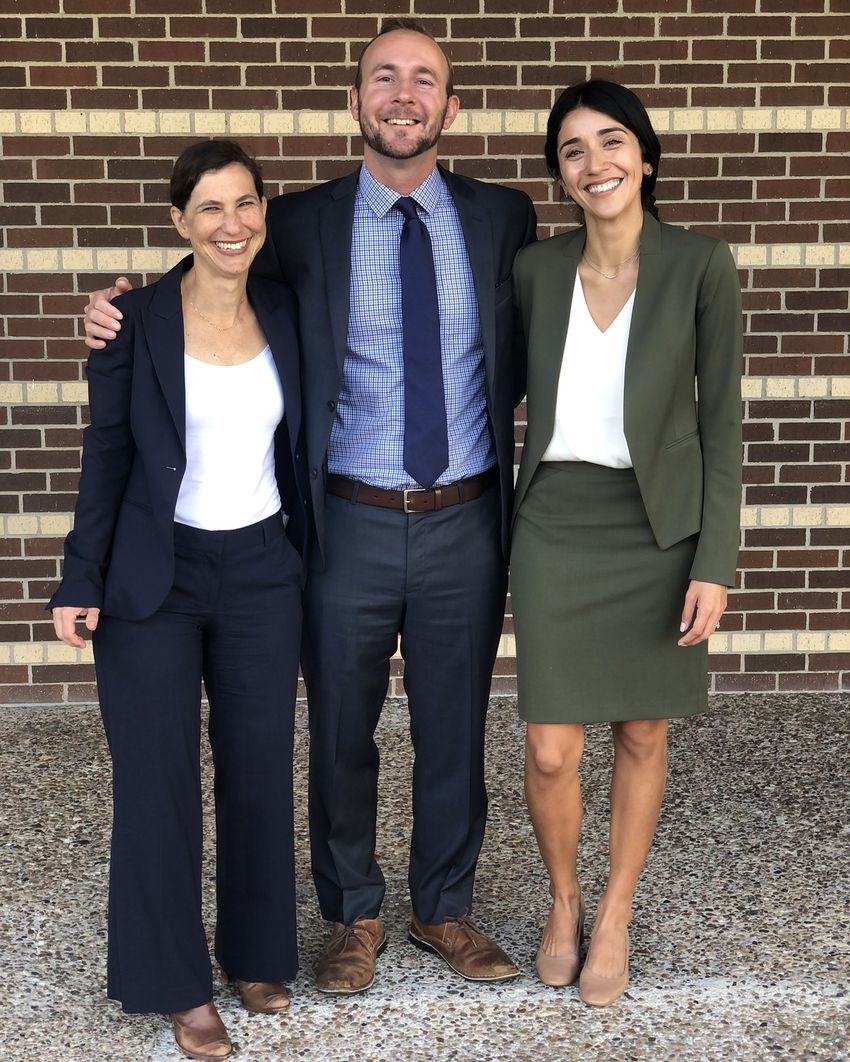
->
[327,165,495,490]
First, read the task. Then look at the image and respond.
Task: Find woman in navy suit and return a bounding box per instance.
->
[50,140,308,1061]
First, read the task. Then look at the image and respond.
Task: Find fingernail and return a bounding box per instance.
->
[679,622,687,632]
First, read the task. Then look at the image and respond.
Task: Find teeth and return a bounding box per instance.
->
[387,118,417,125]
[215,240,249,250]
[587,179,621,194]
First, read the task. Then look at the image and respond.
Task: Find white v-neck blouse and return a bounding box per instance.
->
[541,271,635,468]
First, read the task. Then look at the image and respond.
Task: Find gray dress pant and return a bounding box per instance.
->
[302,484,507,925]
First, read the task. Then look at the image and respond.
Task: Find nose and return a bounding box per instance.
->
[219,209,242,234]
[584,144,608,174]
[392,77,416,104]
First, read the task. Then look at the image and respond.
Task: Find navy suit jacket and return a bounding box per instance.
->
[50,255,308,621]
[251,165,537,566]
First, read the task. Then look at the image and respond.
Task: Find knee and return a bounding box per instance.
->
[525,726,583,780]
[613,719,667,763]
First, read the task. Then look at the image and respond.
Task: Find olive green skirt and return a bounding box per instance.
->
[511,461,708,724]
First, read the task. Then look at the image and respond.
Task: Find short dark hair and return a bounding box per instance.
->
[169,139,264,212]
[544,80,662,219]
[353,16,454,97]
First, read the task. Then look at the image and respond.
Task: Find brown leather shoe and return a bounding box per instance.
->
[314,917,387,994]
[170,1003,232,1061]
[408,914,519,982]
[234,980,292,1014]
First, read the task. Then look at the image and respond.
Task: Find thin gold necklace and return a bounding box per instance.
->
[582,245,640,280]
[189,296,244,332]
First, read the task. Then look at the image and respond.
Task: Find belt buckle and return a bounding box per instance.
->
[403,487,426,513]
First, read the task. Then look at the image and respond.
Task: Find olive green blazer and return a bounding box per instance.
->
[512,212,743,587]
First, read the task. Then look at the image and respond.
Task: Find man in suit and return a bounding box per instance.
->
[83,17,537,994]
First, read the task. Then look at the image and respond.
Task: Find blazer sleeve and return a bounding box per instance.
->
[689,240,744,587]
[49,311,136,610]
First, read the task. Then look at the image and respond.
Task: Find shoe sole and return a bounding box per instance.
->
[314,935,388,995]
[407,931,521,983]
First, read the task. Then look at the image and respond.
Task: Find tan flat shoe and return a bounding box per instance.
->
[234,979,292,1014]
[578,927,629,1007]
[535,898,585,987]
[170,1003,232,1061]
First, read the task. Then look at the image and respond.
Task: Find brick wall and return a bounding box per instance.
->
[1,2,848,705]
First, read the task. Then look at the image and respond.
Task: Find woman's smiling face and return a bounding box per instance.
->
[556,106,651,226]
[170,162,267,280]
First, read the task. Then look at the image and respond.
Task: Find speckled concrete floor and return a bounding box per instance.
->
[0,694,848,1061]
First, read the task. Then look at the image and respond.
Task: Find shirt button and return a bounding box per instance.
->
[327,399,336,411]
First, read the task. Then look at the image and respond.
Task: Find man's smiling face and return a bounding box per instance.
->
[350,30,459,162]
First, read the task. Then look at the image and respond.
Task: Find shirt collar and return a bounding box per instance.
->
[357,163,446,218]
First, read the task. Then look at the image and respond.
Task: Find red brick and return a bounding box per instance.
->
[99,16,165,37]
[0,684,67,704]
[761,39,825,61]
[65,0,130,8]
[744,654,805,672]
[808,655,850,671]
[715,674,776,693]
[0,39,58,60]
[778,672,841,691]
[136,0,201,9]
[170,16,238,36]
[139,40,206,62]
[745,530,806,547]
[65,40,134,61]
[25,16,93,36]
[744,571,806,590]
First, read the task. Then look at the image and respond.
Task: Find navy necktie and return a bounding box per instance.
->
[395,196,448,489]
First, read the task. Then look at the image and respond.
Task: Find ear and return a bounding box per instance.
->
[350,85,360,122]
[260,195,267,218]
[170,205,189,240]
[442,93,461,131]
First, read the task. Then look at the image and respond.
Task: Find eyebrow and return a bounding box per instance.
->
[371,61,439,79]
[560,126,627,148]
[194,194,257,207]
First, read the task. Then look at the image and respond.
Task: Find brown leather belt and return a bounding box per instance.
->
[326,467,498,513]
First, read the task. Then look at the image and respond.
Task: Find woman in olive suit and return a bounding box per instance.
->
[510,81,742,1006]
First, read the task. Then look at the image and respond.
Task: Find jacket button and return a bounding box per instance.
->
[294,450,300,461]
[327,399,336,411]
[311,468,318,479]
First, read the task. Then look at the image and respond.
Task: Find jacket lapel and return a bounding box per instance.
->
[143,255,190,451]
[535,229,582,442]
[442,167,498,397]
[319,170,358,377]
[623,212,663,440]
[250,280,301,452]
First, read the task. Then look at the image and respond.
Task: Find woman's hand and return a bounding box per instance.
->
[53,606,101,648]
[677,581,727,647]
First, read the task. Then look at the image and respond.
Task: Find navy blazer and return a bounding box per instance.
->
[251,165,537,566]
[50,255,308,621]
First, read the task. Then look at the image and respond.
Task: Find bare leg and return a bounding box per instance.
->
[524,723,585,954]
[586,718,668,977]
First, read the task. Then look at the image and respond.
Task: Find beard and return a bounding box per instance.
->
[359,105,448,160]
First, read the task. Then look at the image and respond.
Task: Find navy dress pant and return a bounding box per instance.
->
[92,513,302,1014]
[302,485,507,926]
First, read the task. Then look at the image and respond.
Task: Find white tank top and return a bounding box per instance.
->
[542,272,635,468]
[174,345,285,530]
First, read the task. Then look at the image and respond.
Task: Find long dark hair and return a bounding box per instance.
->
[544,80,661,219]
